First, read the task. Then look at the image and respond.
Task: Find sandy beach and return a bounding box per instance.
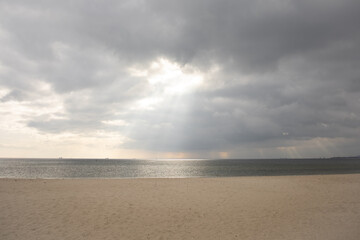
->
[1,174,360,240]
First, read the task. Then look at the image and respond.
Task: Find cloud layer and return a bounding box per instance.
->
[1,0,360,158]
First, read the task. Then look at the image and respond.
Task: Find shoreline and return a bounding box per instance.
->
[1,174,360,239]
[2,170,360,180]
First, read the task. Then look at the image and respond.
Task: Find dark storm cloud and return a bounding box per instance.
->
[148,0,360,71]
[1,0,360,156]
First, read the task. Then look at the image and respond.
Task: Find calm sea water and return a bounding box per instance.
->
[1,158,360,179]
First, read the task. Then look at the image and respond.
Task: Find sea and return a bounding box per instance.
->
[1,157,360,179]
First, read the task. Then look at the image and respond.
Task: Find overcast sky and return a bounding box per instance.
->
[1,0,360,158]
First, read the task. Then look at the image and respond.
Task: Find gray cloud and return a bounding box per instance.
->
[1,0,360,157]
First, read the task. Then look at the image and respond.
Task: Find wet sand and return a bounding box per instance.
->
[1,174,360,240]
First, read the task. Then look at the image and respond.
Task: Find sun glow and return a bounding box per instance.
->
[128,58,204,110]
[147,58,203,95]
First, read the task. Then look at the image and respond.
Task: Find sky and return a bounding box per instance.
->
[0,0,360,159]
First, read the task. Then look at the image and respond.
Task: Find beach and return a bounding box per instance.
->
[1,174,360,240]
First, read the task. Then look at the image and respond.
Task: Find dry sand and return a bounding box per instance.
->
[1,174,360,240]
